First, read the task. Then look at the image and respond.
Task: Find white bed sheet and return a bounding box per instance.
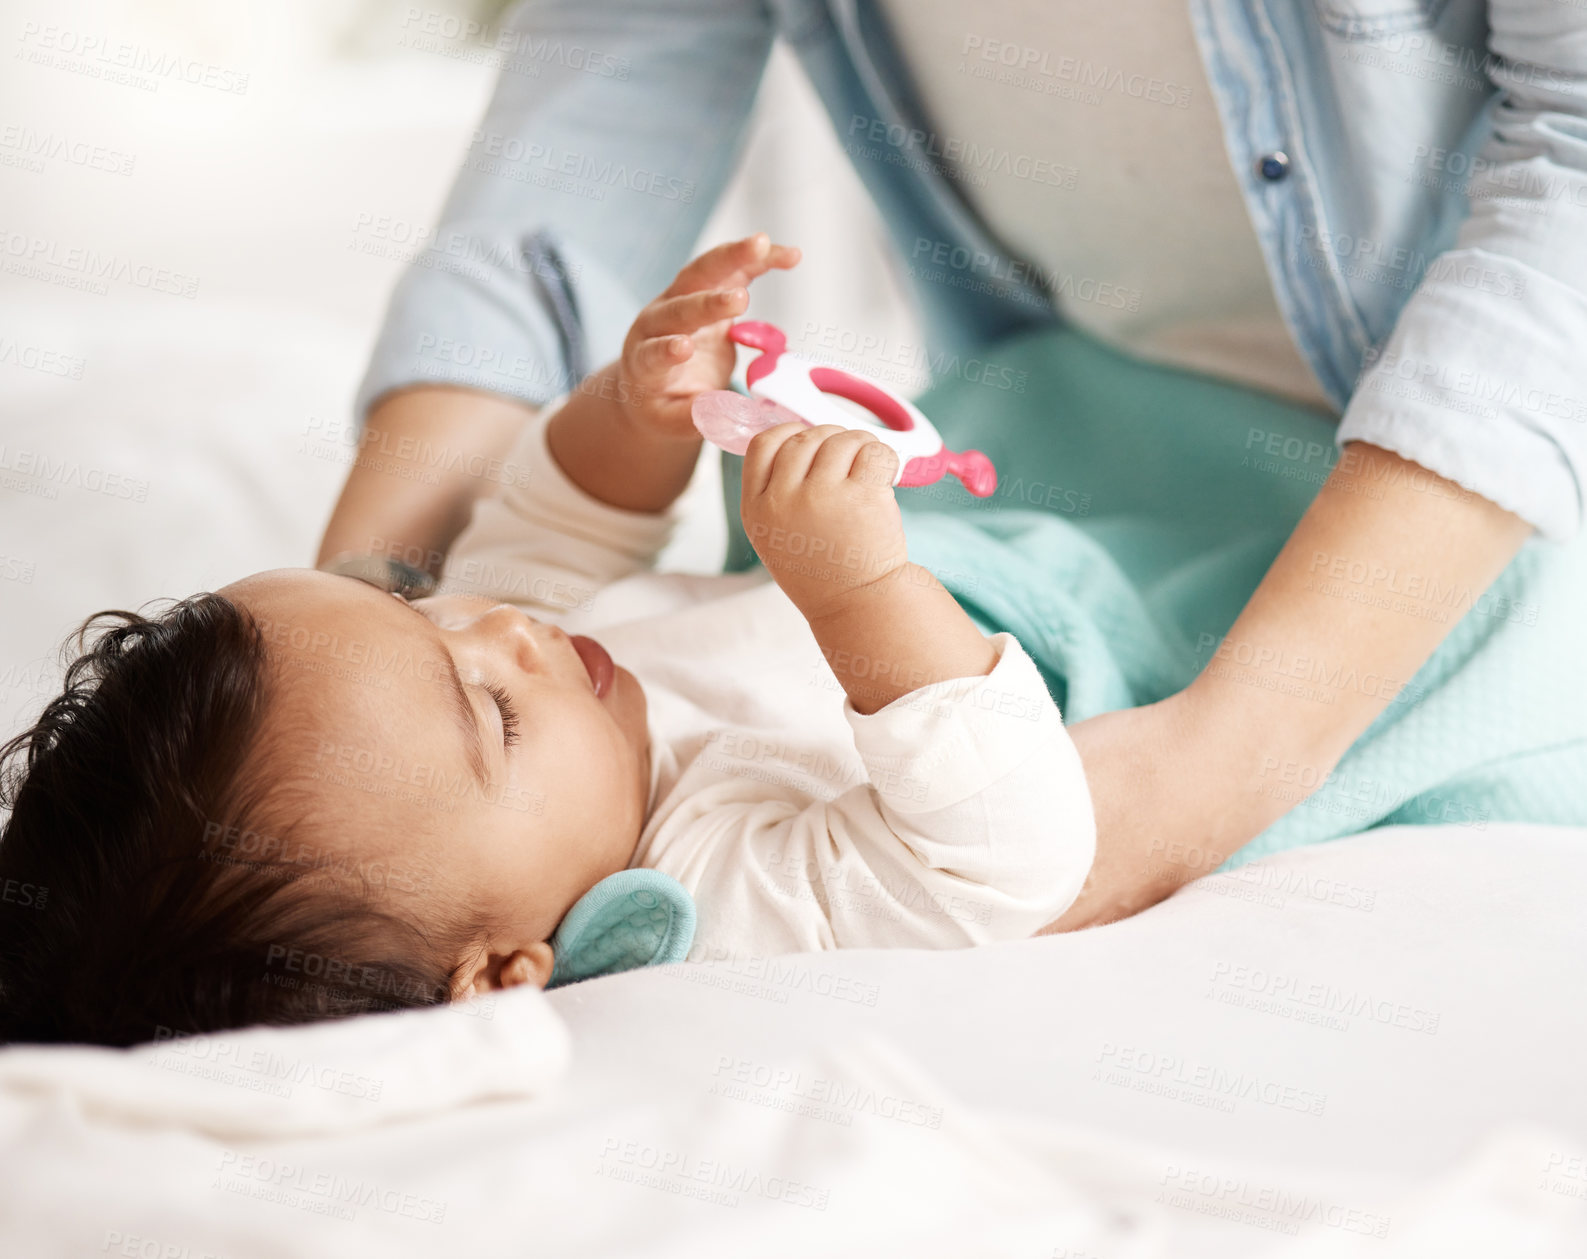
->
[2,824,1585,1257]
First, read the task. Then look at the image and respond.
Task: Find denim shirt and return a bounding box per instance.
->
[357,0,1587,539]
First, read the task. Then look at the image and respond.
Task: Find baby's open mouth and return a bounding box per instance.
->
[569,635,614,698]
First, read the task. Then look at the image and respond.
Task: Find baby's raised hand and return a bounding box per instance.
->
[740,423,911,622]
[616,233,800,441]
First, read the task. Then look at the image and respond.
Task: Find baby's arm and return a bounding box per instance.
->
[437,235,798,614]
[650,630,1094,952]
[689,423,1097,948]
[647,424,1095,951]
[543,234,799,515]
[739,424,998,715]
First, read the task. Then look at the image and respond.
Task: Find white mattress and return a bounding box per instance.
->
[3,823,1585,1256]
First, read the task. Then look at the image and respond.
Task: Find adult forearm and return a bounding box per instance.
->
[1046,441,1532,930]
[1182,441,1531,817]
[315,386,536,574]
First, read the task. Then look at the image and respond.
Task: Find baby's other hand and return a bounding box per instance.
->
[616,233,800,442]
[740,424,910,622]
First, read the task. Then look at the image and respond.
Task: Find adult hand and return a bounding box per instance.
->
[1038,692,1281,931]
[1040,442,1531,934]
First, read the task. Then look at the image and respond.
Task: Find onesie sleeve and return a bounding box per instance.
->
[645,633,1096,956]
[436,391,685,615]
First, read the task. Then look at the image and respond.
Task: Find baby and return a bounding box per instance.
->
[0,235,1094,1046]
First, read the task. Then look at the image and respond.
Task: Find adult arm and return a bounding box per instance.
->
[316,0,778,571]
[1048,3,1587,927]
[409,384,693,619]
[1045,442,1530,930]
[314,387,535,574]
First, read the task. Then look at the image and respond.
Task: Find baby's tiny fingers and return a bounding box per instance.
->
[765,424,848,499]
[668,234,769,296]
[851,438,901,489]
[805,428,881,484]
[741,421,813,498]
[631,335,691,376]
[634,288,747,339]
[735,242,802,284]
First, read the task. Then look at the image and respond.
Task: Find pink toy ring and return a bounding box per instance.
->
[690,320,997,497]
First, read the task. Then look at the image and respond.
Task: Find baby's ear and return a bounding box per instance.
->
[507,942,556,990]
[455,942,555,997]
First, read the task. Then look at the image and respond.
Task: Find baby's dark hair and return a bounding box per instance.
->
[0,593,475,1047]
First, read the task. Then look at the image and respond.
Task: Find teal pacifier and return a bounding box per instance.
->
[546,869,697,989]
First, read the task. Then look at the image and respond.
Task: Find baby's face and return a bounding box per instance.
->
[221,568,651,992]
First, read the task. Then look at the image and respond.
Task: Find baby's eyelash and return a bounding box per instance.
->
[485,683,521,747]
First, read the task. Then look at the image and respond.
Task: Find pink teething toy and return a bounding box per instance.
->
[691,321,997,497]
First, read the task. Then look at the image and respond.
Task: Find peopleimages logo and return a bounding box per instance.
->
[956,35,1194,109]
[0,226,199,298]
[152,1027,386,1102]
[844,114,1080,188]
[15,22,250,94]
[0,335,84,378]
[909,236,1142,311]
[396,7,630,80]
[0,125,136,175]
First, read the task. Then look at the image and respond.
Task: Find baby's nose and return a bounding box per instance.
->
[480,604,560,662]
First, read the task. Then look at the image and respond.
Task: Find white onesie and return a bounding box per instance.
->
[439,396,1096,962]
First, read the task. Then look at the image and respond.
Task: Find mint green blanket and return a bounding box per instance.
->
[721,326,1587,867]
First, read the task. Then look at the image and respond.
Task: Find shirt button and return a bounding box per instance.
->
[1258,151,1290,181]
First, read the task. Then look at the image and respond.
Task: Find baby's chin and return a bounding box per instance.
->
[609,662,650,750]
[608,663,653,822]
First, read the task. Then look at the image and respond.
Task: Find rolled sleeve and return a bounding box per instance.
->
[355,0,778,423]
[1338,3,1587,541]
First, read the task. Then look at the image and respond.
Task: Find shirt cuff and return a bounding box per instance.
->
[352,229,644,426]
[841,632,1067,814]
[1338,254,1587,541]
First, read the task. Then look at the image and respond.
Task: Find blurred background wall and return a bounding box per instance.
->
[0,0,922,740]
